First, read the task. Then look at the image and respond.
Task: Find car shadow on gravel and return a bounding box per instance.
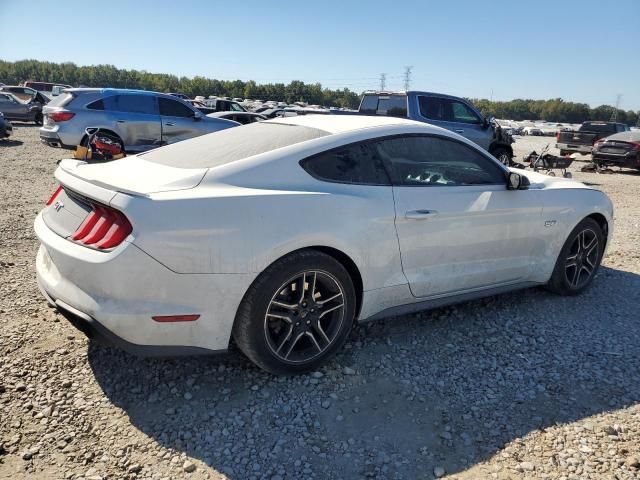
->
[87,266,640,479]
[0,139,24,147]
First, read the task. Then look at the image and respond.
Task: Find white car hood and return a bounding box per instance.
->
[57,157,207,196]
[514,168,591,191]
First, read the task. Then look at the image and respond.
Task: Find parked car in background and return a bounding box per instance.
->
[203,98,246,112]
[0,112,13,139]
[556,121,630,156]
[35,115,612,374]
[51,85,69,97]
[347,91,515,165]
[207,111,266,124]
[23,81,72,98]
[0,92,44,124]
[0,85,49,105]
[40,88,238,152]
[592,131,640,170]
[522,127,543,136]
[168,92,190,100]
[187,100,217,115]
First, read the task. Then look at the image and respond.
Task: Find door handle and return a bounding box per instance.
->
[116,119,126,123]
[405,209,439,220]
[165,122,175,126]
[455,129,464,133]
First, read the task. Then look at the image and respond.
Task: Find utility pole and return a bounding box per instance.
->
[611,94,622,122]
[379,73,386,91]
[403,66,413,91]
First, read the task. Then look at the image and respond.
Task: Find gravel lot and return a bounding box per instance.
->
[1,125,639,480]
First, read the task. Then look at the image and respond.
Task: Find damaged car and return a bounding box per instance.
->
[35,115,612,374]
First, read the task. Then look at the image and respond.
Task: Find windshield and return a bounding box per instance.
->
[141,122,330,169]
[580,122,617,133]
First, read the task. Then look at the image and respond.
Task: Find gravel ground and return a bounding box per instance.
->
[1,125,639,480]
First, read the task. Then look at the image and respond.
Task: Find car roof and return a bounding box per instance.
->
[606,131,640,142]
[269,114,433,135]
[65,88,180,98]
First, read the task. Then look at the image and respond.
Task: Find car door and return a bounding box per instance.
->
[158,97,203,144]
[417,95,491,150]
[373,135,544,298]
[0,94,27,119]
[103,94,161,151]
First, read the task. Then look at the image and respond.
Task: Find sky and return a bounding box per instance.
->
[1,0,639,109]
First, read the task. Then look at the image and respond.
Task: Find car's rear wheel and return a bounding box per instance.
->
[233,250,356,375]
[547,217,604,295]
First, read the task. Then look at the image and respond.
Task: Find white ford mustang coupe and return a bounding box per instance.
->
[35,115,613,374]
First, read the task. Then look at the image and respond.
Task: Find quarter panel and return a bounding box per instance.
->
[535,188,613,282]
[124,184,405,292]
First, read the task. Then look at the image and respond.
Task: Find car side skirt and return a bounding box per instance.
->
[360,281,542,322]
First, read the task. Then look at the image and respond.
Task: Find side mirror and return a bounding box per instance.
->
[507,172,530,190]
[193,111,203,121]
[482,117,491,129]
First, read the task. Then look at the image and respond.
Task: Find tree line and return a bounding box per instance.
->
[470,97,639,126]
[1,59,637,125]
[0,59,360,108]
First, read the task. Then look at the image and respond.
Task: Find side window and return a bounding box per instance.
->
[418,96,446,121]
[108,95,157,114]
[159,98,195,117]
[86,99,105,110]
[449,100,481,124]
[373,136,506,186]
[359,95,378,115]
[0,94,11,103]
[301,143,391,185]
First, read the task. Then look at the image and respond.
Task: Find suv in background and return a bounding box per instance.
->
[40,88,239,152]
[353,91,515,164]
[203,98,246,113]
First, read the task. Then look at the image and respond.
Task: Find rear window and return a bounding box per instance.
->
[140,122,330,169]
[360,95,407,118]
[580,123,617,133]
[47,92,75,108]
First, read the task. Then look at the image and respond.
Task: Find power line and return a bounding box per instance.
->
[379,73,386,91]
[611,94,622,122]
[403,66,413,91]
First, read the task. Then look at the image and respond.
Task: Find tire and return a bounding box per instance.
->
[233,250,356,375]
[492,147,511,166]
[547,217,604,296]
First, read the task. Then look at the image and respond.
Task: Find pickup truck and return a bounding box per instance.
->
[341,91,515,164]
[556,121,630,156]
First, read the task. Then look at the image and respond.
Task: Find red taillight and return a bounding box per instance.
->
[71,203,132,250]
[47,111,75,122]
[46,185,63,206]
[555,131,561,141]
[593,139,605,149]
[631,141,640,152]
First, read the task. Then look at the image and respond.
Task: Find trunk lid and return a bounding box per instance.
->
[57,157,208,196]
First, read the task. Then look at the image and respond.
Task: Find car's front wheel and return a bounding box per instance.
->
[492,147,511,166]
[233,250,356,375]
[547,217,605,295]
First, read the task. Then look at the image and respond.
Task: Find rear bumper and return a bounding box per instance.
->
[593,151,640,169]
[0,120,11,138]
[34,212,255,356]
[556,142,592,154]
[39,127,79,149]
